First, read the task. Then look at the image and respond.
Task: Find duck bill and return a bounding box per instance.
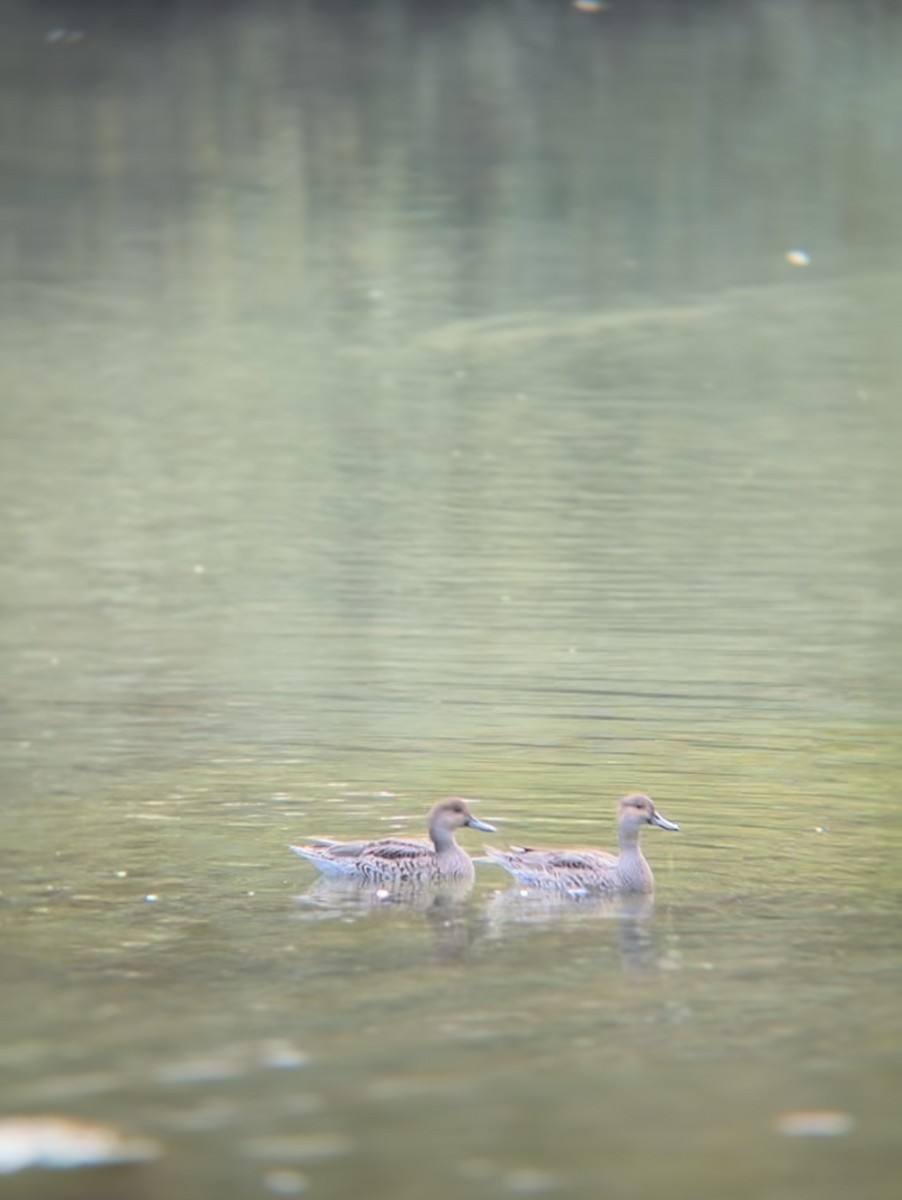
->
[651,811,680,832]
[466,816,496,833]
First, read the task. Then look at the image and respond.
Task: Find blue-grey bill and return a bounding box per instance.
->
[652,812,680,831]
[467,817,497,833]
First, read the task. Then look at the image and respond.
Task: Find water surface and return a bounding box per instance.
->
[1,2,901,1198]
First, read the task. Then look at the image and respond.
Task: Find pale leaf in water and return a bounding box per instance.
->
[775,1110,855,1137]
[784,249,812,267]
[0,1117,161,1174]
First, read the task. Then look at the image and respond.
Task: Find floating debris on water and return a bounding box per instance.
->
[264,1168,310,1195]
[502,1166,559,1194]
[45,28,85,43]
[0,1116,160,1174]
[259,1040,311,1070]
[153,1056,244,1085]
[775,1110,855,1137]
[785,249,811,267]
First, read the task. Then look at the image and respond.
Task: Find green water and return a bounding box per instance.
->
[1,1,901,1197]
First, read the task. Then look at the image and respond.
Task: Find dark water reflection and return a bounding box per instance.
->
[2,0,901,1197]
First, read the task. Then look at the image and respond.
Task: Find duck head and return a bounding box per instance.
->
[429,797,496,839]
[618,792,680,832]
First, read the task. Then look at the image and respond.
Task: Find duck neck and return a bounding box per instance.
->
[430,825,459,856]
[618,825,653,891]
[618,823,642,855]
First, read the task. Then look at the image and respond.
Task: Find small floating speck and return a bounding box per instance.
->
[776,1110,855,1137]
[502,1166,558,1194]
[192,564,206,575]
[114,870,128,878]
[264,1168,309,1195]
[259,1040,310,1070]
[153,1058,244,1085]
[785,249,811,267]
[45,28,85,43]
[144,894,158,903]
[0,1116,160,1174]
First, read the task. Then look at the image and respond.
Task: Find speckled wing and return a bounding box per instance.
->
[483,844,619,889]
[529,849,617,872]
[357,838,431,862]
[292,836,427,860]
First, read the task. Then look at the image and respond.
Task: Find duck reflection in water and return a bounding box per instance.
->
[294,869,484,963]
[479,886,660,971]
